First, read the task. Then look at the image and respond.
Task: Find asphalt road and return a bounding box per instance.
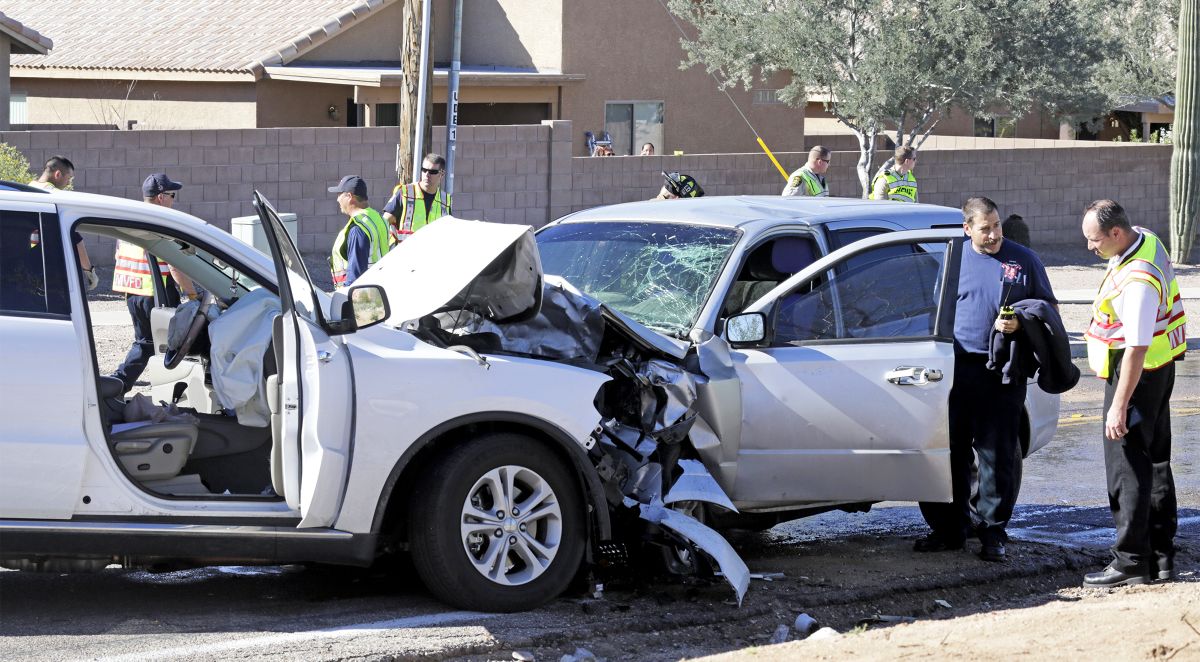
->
[2,358,1196,662]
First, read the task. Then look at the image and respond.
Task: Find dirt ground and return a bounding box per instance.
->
[701,581,1200,661]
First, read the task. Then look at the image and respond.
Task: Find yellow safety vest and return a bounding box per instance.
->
[112,240,170,296]
[869,169,918,202]
[330,208,390,289]
[1085,229,1187,378]
[389,183,451,245]
[783,167,829,197]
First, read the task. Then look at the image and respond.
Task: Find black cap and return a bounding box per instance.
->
[328,175,368,199]
[143,173,183,197]
[662,171,704,198]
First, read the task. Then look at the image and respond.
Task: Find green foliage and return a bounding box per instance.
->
[1092,0,1179,102]
[0,144,35,184]
[668,0,1108,195]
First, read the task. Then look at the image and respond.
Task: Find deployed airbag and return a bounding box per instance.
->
[207,288,281,427]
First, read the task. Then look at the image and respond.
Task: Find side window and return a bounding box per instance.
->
[772,241,948,345]
[0,209,70,316]
[830,228,914,273]
[720,234,819,318]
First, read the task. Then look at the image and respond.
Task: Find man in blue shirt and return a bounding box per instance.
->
[916,196,1056,562]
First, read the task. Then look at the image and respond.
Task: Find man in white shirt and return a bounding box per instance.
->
[1079,199,1187,587]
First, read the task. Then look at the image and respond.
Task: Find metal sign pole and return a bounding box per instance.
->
[445,0,463,196]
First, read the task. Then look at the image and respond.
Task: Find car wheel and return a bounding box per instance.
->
[660,500,711,575]
[409,432,585,612]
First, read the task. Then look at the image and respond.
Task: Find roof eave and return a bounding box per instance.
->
[11,66,255,82]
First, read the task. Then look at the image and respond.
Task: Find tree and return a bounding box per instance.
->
[667,0,1107,196]
[1170,0,1197,262]
[0,144,35,184]
[1094,0,1179,104]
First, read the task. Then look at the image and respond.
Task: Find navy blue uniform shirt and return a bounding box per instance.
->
[343,225,372,286]
[953,238,1055,355]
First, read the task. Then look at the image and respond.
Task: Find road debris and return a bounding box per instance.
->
[793,613,820,637]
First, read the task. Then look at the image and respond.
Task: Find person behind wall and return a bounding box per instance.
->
[328,175,390,291]
[654,171,704,200]
[640,142,656,156]
[782,146,831,197]
[592,144,615,157]
[382,154,451,245]
[110,174,201,393]
[27,155,99,291]
[869,145,919,202]
[915,196,1056,563]
[1079,199,1187,588]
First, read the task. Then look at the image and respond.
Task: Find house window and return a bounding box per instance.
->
[9,93,27,125]
[752,89,782,105]
[974,115,1017,138]
[604,102,664,156]
[375,103,399,127]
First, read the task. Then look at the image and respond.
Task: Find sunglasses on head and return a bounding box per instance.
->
[421,167,442,175]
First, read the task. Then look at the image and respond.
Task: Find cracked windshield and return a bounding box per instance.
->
[536,222,739,336]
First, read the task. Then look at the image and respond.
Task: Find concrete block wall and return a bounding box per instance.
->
[0,124,1184,266]
[564,141,1176,252]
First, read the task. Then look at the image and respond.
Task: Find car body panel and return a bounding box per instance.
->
[730,339,954,504]
[333,324,611,533]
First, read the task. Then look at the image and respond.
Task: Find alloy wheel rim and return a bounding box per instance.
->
[460,465,563,586]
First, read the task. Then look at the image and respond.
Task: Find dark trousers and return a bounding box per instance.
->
[1103,350,1176,574]
[920,353,1026,545]
[112,294,155,392]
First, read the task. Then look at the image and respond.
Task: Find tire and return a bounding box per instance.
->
[408,432,585,612]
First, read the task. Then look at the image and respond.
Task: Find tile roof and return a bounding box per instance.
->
[7,0,393,75]
[0,11,53,54]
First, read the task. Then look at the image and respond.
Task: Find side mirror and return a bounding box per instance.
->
[347,284,390,330]
[725,312,766,345]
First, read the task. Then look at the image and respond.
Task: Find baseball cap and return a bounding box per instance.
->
[328,175,368,199]
[662,171,705,198]
[142,173,183,197]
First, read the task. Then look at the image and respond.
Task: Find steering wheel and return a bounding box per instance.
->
[163,291,216,369]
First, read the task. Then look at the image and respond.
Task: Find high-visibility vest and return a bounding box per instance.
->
[389,183,451,245]
[330,207,390,289]
[1085,229,1187,378]
[112,240,170,296]
[869,169,918,202]
[782,167,828,197]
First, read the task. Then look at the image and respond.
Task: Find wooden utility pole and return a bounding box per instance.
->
[397,0,435,185]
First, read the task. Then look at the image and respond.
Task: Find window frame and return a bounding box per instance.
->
[0,206,70,320]
[736,230,963,348]
[603,100,665,156]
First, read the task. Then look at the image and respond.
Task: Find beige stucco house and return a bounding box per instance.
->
[1,11,51,131]
[5,0,808,156]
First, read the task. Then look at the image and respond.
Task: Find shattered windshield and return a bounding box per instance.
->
[536,222,740,336]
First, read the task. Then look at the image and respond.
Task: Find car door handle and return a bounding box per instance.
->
[317,350,333,363]
[885,366,943,386]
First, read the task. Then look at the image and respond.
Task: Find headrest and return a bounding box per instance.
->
[742,238,817,281]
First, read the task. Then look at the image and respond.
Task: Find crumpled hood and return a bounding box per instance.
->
[353,216,542,326]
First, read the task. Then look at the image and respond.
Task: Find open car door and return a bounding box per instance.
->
[729,229,962,504]
[254,192,353,527]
